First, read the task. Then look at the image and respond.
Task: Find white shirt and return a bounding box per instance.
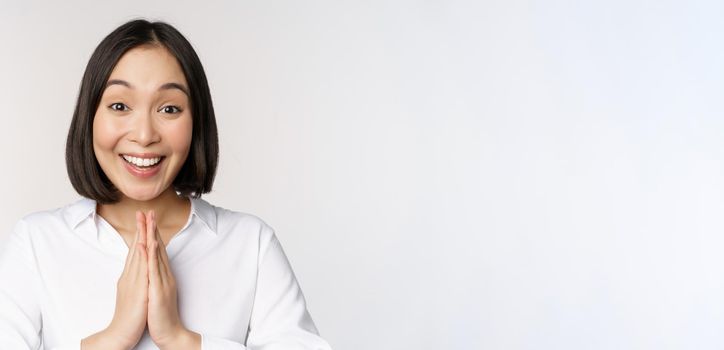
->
[0,197,332,350]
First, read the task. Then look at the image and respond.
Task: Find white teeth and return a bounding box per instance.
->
[122,155,162,167]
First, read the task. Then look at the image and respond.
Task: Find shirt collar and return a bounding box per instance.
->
[64,196,218,235]
[65,197,97,229]
[189,197,218,235]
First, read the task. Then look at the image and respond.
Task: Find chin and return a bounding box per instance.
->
[121,188,163,202]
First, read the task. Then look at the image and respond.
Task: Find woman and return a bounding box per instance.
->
[0,19,332,350]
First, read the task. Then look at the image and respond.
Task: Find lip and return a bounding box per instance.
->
[121,152,164,158]
[119,154,164,178]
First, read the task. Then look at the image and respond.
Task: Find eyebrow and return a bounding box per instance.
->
[105,79,190,97]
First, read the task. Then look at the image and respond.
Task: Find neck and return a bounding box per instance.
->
[97,187,191,235]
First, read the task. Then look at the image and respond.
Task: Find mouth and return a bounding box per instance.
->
[119,154,166,178]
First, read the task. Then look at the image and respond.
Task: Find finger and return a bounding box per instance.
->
[146,210,154,251]
[135,211,152,278]
[147,211,162,286]
[132,212,141,245]
[148,242,161,290]
[123,211,144,272]
[134,241,147,277]
[152,212,172,282]
[137,211,147,246]
[137,241,149,281]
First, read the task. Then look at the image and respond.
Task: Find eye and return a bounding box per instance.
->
[108,102,129,112]
[160,105,182,114]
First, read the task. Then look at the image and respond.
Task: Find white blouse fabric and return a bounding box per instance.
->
[0,197,332,350]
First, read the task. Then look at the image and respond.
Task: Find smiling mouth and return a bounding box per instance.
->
[120,154,166,169]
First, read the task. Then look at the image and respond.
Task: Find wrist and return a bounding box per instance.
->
[81,327,135,350]
[102,327,137,350]
[157,327,201,350]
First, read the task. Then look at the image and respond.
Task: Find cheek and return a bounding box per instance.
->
[92,114,120,156]
[168,117,193,154]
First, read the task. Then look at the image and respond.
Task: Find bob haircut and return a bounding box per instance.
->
[66,19,218,204]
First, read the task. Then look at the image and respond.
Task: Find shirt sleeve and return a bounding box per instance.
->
[0,219,43,349]
[200,224,332,350]
[0,219,96,350]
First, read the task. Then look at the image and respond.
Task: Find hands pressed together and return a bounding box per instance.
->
[104,210,200,350]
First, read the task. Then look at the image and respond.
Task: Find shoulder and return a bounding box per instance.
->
[5,198,94,246]
[15,198,93,233]
[192,198,276,243]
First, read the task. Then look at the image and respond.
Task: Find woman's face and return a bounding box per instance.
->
[93,44,193,202]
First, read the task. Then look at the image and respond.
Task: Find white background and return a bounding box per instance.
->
[1,0,723,349]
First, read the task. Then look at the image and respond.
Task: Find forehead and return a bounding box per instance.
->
[107,44,188,89]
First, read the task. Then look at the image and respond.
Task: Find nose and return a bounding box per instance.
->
[128,110,161,146]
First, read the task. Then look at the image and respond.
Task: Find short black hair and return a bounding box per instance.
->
[66,19,218,204]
